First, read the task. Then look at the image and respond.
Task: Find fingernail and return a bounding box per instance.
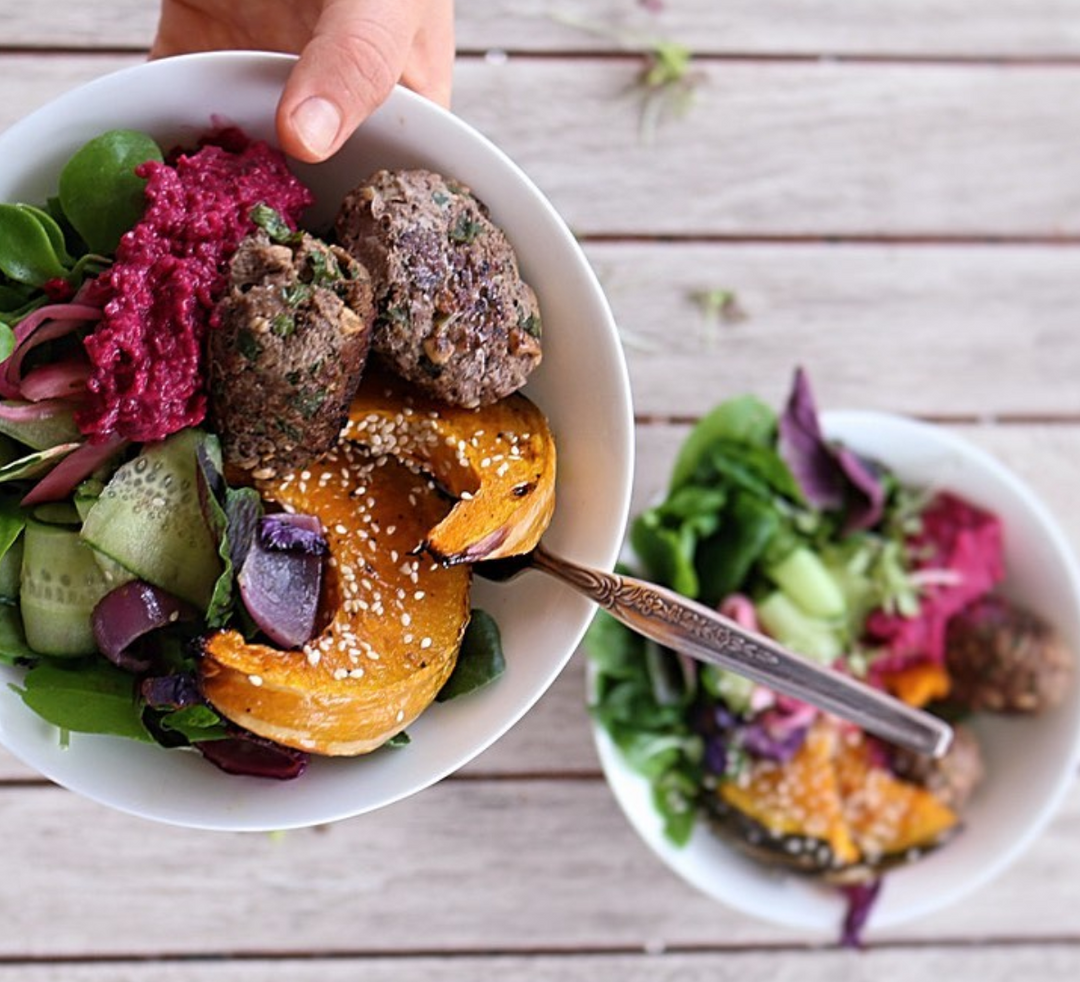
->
[292,96,342,158]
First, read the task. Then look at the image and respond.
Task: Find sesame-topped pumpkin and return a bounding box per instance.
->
[342,367,556,564]
[199,439,471,756]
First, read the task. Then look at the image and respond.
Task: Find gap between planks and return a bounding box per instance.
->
[3,935,1080,964]
[11,44,1080,68]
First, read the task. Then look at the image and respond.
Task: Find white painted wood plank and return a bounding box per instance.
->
[7,55,1080,238]
[0,54,140,134]
[451,59,1080,238]
[0,774,1078,954]
[7,0,1080,58]
[2,946,1080,982]
[584,243,1080,418]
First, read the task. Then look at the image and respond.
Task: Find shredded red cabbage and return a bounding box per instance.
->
[840,879,883,947]
[778,366,885,531]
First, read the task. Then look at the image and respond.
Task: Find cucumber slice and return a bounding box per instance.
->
[79,429,222,609]
[756,590,844,664]
[19,519,112,656]
[766,545,847,620]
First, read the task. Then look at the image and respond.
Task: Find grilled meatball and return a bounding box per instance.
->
[890,723,984,813]
[945,594,1073,714]
[334,169,542,408]
[208,228,375,478]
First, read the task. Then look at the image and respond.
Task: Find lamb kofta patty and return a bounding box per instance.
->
[208,222,375,478]
[944,594,1073,714]
[334,169,542,408]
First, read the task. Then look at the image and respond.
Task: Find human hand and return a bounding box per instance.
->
[151,0,455,162]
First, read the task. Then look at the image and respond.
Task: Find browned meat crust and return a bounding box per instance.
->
[335,169,542,408]
[208,229,375,477]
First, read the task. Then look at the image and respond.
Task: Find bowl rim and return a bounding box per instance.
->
[590,408,1080,933]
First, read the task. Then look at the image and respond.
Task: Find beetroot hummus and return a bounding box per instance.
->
[78,132,313,443]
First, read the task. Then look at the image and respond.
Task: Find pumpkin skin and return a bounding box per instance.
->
[341,367,556,564]
[707,720,959,880]
[199,440,471,756]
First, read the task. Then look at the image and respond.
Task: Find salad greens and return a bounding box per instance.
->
[57,129,164,255]
[0,127,510,778]
[0,130,158,333]
[588,369,925,843]
[588,369,1038,946]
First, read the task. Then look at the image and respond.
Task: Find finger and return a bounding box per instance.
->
[276,0,422,162]
[399,1,456,110]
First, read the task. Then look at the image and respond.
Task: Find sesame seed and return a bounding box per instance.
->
[420,637,432,649]
[248,675,263,686]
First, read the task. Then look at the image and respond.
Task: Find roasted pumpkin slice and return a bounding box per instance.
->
[709,720,958,878]
[199,440,471,756]
[835,729,959,865]
[713,722,861,872]
[341,367,556,564]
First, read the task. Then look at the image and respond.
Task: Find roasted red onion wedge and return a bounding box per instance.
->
[197,731,309,780]
[92,580,198,673]
[237,514,327,649]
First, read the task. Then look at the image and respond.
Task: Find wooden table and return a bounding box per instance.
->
[4,1,1080,977]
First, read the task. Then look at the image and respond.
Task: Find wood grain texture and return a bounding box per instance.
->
[2,5,1080,975]
[584,243,1080,418]
[450,59,1080,238]
[7,55,1080,239]
[6,0,1080,58]
[0,776,1079,955]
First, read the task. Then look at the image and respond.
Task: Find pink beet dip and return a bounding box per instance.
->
[77,131,313,443]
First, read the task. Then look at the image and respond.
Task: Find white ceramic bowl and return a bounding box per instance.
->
[0,52,634,830]
[593,411,1080,936]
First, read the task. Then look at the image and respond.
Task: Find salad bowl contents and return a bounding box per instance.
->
[589,370,1080,941]
[0,53,634,830]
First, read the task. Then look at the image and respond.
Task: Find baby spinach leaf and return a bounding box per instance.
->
[195,438,264,629]
[14,204,74,267]
[0,203,69,286]
[0,606,36,666]
[12,658,152,741]
[0,322,15,361]
[58,129,163,255]
[586,610,704,846]
[695,491,781,606]
[669,395,776,491]
[0,493,27,560]
[157,704,229,742]
[436,608,506,701]
[630,514,699,598]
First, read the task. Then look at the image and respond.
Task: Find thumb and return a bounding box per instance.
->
[276,0,414,162]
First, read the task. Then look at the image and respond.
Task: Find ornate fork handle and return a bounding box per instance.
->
[531,547,952,758]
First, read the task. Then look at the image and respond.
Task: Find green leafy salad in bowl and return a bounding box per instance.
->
[0,123,539,782]
[588,369,1078,943]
